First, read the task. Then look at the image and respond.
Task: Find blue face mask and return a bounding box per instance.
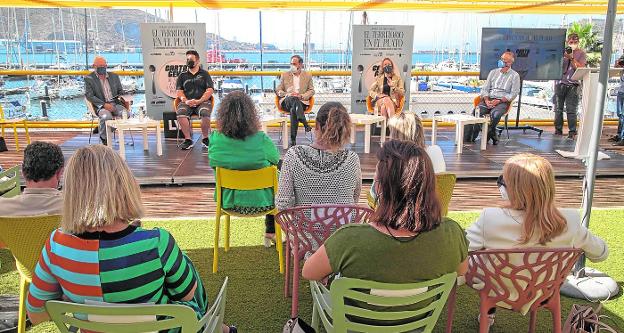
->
[497,59,506,69]
[96,67,107,75]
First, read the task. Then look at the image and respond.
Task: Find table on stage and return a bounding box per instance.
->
[349,114,387,154]
[106,118,163,160]
[431,114,488,154]
[260,116,289,149]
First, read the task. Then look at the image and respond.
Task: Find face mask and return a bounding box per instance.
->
[570,43,579,50]
[96,67,106,75]
[497,59,507,69]
[290,65,298,73]
[186,59,196,68]
[383,65,393,74]
[499,186,509,201]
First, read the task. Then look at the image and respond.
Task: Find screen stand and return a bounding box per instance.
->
[496,79,544,137]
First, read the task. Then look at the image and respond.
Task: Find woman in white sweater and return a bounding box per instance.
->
[466,153,608,328]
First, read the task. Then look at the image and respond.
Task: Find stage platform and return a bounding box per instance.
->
[51,126,624,185]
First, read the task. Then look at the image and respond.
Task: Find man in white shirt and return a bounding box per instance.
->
[478,51,521,145]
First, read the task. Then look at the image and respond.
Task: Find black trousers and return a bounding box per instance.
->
[281,96,309,143]
[554,83,580,134]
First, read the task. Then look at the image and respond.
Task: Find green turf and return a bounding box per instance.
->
[1,209,622,332]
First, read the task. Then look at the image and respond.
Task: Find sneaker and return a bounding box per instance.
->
[100,138,108,146]
[201,137,210,148]
[477,313,495,331]
[263,235,275,248]
[304,125,312,133]
[179,139,193,150]
[554,130,563,136]
[568,132,577,140]
[608,135,620,142]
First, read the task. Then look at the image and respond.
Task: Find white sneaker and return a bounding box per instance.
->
[477,313,495,331]
[263,235,275,248]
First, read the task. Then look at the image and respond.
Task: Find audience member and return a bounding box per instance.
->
[176,50,215,150]
[477,51,520,145]
[0,141,64,216]
[276,102,361,210]
[26,145,236,333]
[554,33,586,139]
[368,57,405,119]
[208,91,280,247]
[302,140,467,318]
[276,55,314,147]
[388,112,446,172]
[84,56,127,146]
[466,153,608,327]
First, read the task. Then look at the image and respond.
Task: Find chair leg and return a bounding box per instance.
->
[478,302,491,333]
[18,277,28,333]
[275,222,284,274]
[224,214,231,252]
[445,283,457,333]
[505,115,510,139]
[284,241,291,297]
[213,211,221,273]
[311,297,320,331]
[529,309,538,333]
[23,121,30,145]
[89,118,94,144]
[12,124,19,151]
[548,295,563,333]
[291,256,300,318]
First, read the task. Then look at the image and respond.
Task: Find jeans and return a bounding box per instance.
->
[554,83,580,134]
[98,104,127,140]
[616,92,624,138]
[477,99,509,140]
[281,96,310,144]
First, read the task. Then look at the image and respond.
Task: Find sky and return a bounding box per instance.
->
[149,9,594,51]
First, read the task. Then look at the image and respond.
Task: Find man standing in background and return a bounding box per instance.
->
[554,33,586,139]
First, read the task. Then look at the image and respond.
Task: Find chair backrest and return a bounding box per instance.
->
[215,166,278,209]
[276,205,373,260]
[313,272,457,333]
[0,165,21,198]
[46,277,228,333]
[465,248,582,313]
[435,173,456,217]
[275,95,314,114]
[366,173,456,217]
[0,215,61,279]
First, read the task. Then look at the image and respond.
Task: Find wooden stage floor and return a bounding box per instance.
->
[51,126,624,185]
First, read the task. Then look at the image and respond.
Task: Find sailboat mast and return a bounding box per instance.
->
[304,11,311,69]
[12,8,22,68]
[60,8,68,56]
[23,8,30,68]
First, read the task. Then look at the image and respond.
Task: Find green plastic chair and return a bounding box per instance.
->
[310,273,457,333]
[45,277,229,333]
[0,165,20,198]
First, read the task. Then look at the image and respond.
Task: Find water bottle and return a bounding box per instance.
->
[138,106,145,121]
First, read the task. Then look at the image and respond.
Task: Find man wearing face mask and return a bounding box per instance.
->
[276,55,314,147]
[554,33,586,139]
[84,56,127,146]
[176,50,215,150]
[0,142,64,226]
[477,51,521,145]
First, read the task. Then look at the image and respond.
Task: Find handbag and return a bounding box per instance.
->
[282,317,316,333]
[563,304,618,333]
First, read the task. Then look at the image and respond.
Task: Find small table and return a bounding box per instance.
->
[349,114,387,154]
[260,116,289,149]
[431,114,488,154]
[106,118,163,160]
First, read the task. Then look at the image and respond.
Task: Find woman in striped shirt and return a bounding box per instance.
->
[26,145,236,333]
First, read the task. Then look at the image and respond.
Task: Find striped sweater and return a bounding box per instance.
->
[27,226,206,316]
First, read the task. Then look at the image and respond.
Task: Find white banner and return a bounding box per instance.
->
[350,25,414,114]
[140,23,206,120]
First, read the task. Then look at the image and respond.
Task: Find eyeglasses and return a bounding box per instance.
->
[568,40,579,45]
[496,174,506,188]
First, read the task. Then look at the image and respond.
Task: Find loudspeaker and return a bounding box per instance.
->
[162,112,185,139]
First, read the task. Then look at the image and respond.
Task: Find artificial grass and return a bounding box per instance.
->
[0,209,622,332]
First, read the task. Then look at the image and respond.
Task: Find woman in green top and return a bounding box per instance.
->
[208,91,280,245]
[303,139,468,297]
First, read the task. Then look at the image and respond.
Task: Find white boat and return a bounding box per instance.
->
[221,78,245,94]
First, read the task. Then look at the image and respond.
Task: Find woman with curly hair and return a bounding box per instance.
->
[208,91,280,246]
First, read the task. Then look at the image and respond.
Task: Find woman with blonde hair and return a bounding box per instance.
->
[466,153,607,329]
[388,112,446,173]
[277,101,361,210]
[368,57,405,119]
[27,145,236,333]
